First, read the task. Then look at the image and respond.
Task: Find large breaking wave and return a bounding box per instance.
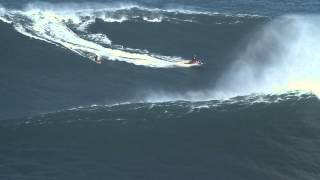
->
[0,3,216,68]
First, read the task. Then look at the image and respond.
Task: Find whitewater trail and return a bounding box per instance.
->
[0,4,193,68]
[0,3,262,68]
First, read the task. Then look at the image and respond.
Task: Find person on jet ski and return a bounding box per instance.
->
[190,56,202,64]
[191,57,197,64]
[94,54,102,64]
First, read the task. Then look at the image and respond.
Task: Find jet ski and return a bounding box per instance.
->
[184,57,204,66]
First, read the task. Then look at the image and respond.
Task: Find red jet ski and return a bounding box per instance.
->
[185,57,204,65]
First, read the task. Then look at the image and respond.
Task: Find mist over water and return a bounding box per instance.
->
[215,15,320,98]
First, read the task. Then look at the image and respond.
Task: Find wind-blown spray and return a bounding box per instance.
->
[215,15,320,98]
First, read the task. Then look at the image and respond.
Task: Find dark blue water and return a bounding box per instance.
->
[1,0,320,179]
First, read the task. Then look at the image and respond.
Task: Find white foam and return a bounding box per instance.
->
[0,6,11,23]
[24,2,140,13]
[1,5,189,68]
[77,19,95,31]
[85,33,112,45]
[0,15,11,23]
[142,17,163,22]
[102,17,128,23]
[22,2,262,26]
[13,23,50,42]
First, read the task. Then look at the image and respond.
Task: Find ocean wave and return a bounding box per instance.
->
[2,3,319,103]
[0,2,263,68]
[0,4,194,68]
[17,2,264,26]
[2,4,319,98]
[22,2,263,18]
[4,91,316,126]
[83,33,112,45]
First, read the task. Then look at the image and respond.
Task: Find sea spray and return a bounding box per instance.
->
[216,15,320,98]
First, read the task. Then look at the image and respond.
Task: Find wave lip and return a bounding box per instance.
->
[3,91,316,126]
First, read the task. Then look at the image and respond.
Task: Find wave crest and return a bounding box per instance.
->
[5,92,316,126]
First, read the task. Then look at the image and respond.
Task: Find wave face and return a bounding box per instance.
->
[1,0,320,179]
[1,93,320,180]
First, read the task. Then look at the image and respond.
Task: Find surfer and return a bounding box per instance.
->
[94,55,102,64]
